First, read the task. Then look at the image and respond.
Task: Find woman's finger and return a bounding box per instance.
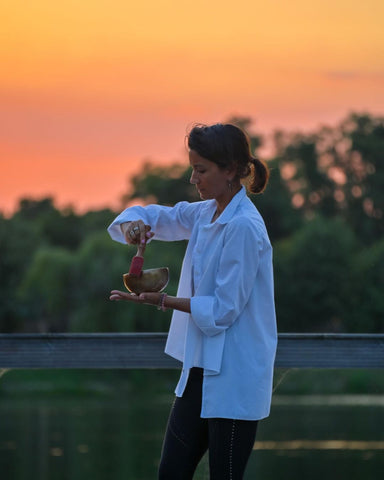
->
[109,290,139,302]
[109,290,161,308]
[145,224,154,240]
[130,221,143,245]
[123,222,138,244]
[138,222,147,245]
[125,221,153,245]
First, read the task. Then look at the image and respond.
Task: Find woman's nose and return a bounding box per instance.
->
[190,171,199,184]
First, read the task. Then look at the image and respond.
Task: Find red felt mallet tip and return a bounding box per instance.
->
[128,256,144,276]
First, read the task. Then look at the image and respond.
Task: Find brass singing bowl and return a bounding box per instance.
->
[123,267,169,295]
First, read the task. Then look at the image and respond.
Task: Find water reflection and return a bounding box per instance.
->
[254,440,384,450]
[0,380,383,479]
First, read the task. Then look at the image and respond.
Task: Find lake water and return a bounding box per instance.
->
[0,370,383,479]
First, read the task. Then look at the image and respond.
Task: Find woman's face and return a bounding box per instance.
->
[189,149,233,202]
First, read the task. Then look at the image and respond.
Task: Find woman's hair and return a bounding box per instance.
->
[187,123,269,194]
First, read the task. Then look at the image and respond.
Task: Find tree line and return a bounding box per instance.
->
[0,112,383,333]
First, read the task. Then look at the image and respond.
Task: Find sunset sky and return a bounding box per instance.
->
[1,0,383,215]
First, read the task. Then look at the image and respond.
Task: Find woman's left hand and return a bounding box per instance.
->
[109,290,160,307]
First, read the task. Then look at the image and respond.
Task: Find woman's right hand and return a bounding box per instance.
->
[121,220,154,245]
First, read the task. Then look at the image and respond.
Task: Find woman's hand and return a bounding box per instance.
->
[110,290,191,314]
[109,290,161,307]
[121,220,154,245]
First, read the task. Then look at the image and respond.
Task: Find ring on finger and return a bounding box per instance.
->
[133,226,140,232]
[130,230,135,237]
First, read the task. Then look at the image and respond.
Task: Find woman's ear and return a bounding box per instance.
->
[226,164,237,181]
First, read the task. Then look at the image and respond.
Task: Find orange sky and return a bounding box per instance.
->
[1,0,383,215]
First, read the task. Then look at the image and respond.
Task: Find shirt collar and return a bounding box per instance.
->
[215,185,247,225]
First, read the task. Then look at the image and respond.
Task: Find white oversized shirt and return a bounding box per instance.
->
[108,186,277,420]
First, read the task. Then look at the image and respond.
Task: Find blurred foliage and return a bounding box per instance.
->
[0,112,383,333]
[274,217,359,332]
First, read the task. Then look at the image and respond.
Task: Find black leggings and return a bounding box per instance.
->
[158,368,258,480]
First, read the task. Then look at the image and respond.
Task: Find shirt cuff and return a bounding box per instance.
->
[190,296,226,337]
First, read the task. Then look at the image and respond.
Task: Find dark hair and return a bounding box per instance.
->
[187,123,269,194]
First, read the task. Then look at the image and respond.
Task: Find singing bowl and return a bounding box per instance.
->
[123,267,169,295]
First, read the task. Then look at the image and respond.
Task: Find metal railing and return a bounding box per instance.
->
[1,333,383,369]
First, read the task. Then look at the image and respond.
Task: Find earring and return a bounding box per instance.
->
[228,180,233,192]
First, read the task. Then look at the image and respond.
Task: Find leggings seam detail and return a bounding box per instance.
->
[168,422,189,449]
[229,420,236,480]
[169,397,189,448]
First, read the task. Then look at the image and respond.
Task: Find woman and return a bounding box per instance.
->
[108,123,277,479]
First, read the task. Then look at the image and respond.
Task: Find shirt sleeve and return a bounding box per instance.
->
[190,217,263,337]
[107,201,204,244]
